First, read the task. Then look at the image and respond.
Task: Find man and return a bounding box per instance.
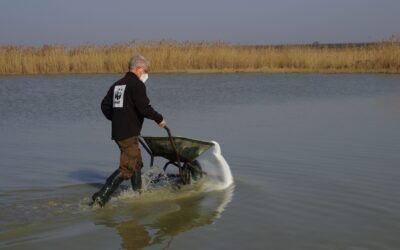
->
[91,54,166,207]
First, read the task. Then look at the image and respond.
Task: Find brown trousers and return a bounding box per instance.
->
[115,136,143,179]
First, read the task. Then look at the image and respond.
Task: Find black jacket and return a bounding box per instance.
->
[101,72,163,141]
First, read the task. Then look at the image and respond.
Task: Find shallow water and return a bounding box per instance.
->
[1,73,400,249]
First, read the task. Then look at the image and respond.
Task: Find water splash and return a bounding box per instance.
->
[141,166,174,190]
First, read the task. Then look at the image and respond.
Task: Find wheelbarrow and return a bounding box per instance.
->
[138,127,214,185]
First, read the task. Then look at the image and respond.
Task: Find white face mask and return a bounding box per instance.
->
[140,73,149,83]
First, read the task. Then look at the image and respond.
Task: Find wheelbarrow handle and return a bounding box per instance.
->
[164,126,172,138]
[164,126,181,167]
[164,126,191,185]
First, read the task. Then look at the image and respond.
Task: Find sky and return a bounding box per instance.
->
[1,0,399,46]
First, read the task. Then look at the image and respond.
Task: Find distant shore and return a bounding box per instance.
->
[1,40,399,75]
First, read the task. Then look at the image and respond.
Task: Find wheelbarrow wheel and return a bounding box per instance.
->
[188,160,203,181]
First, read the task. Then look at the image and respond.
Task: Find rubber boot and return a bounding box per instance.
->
[130,168,142,192]
[91,169,124,207]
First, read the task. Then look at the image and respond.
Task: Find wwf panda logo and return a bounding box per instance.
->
[115,87,123,100]
[113,85,126,108]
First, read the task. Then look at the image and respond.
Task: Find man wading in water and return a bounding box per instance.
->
[91,54,166,207]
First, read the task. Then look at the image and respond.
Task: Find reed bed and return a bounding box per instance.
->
[0,40,399,74]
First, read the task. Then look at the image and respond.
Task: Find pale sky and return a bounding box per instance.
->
[1,0,399,46]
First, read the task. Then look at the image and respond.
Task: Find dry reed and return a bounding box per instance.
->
[0,40,399,75]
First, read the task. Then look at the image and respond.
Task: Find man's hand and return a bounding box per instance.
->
[158,120,167,128]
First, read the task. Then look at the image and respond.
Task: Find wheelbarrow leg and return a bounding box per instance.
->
[139,137,155,166]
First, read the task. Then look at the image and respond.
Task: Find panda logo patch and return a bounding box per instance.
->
[113,85,126,108]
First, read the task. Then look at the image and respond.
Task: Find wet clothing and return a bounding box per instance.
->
[101,72,163,141]
[116,136,143,179]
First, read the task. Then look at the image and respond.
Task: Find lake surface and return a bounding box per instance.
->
[1,73,400,250]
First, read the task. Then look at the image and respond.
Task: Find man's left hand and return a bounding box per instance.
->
[158,120,167,128]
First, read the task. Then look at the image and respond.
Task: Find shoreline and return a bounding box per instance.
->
[1,68,400,76]
[1,41,399,75]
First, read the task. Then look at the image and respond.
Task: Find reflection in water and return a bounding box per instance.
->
[95,186,234,249]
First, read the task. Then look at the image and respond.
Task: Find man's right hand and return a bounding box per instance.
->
[158,120,167,128]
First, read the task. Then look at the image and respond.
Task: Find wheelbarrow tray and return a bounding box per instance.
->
[141,136,214,163]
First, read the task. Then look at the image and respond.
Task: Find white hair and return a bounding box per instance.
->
[128,54,150,70]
